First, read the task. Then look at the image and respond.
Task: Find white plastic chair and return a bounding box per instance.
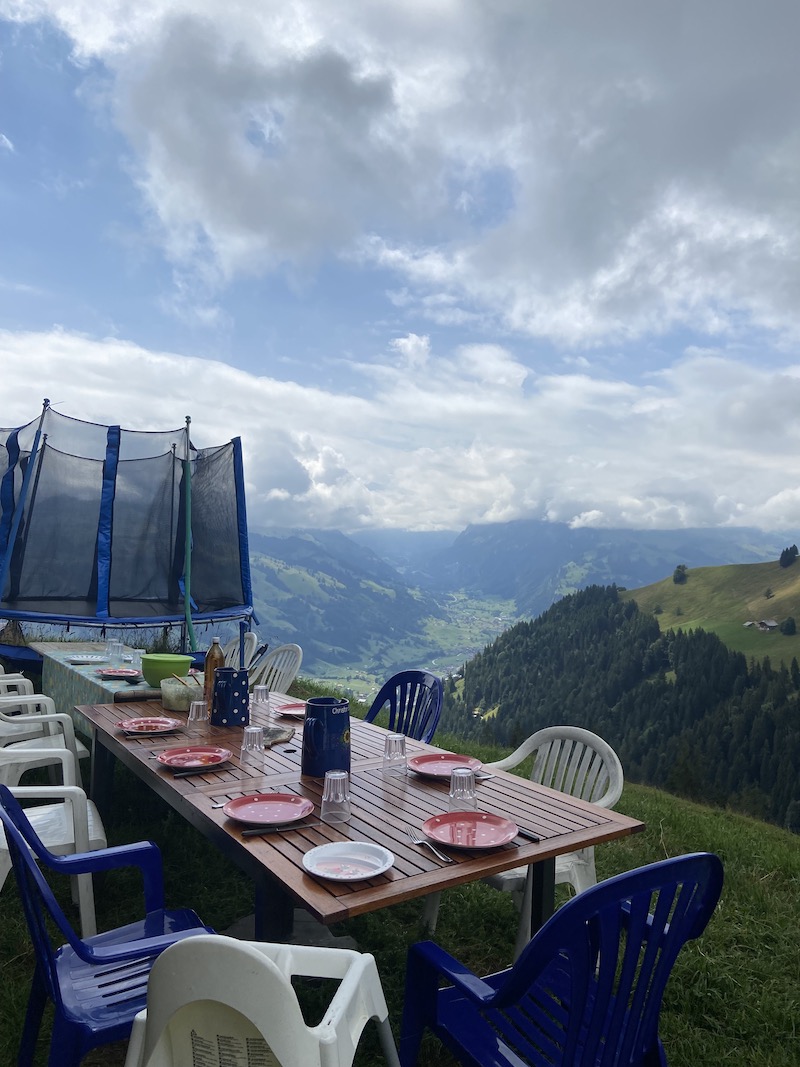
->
[222,631,258,669]
[0,745,107,937]
[484,725,624,958]
[0,675,38,727]
[247,643,303,694]
[123,934,401,1067]
[0,698,90,783]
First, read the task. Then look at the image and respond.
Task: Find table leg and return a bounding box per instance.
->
[90,734,116,821]
[514,856,556,960]
[254,874,295,941]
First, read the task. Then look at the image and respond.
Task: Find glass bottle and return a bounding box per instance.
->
[203,637,225,712]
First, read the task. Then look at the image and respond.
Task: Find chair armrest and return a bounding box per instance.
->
[33,839,167,912]
[0,677,34,696]
[6,746,79,786]
[0,693,56,714]
[408,941,497,1005]
[11,784,91,850]
[2,710,79,751]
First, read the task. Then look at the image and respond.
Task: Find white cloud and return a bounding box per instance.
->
[0,133,14,152]
[3,327,800,533]
[6,0,800,350]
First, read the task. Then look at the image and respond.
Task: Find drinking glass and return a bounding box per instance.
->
[240,724,265,766]
[321,769,351,824]
[449,767,478,812]
[105,639,124,665]
[187,699,208,737]
[129,648,145,671]
[382,732,407,777]
[252,685,270,713]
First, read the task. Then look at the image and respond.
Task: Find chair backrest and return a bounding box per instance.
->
[0,784,88,1011]
[495,853,724,1065]
[492,725,623,809]
[248,644,303,693]
[132,935,324,1067]
[364,671,443,743]
[222,631,258,668]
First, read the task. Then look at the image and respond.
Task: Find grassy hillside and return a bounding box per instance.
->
[622,559,800,663]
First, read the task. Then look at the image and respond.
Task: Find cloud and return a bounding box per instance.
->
[0,133,14,152]
[3,327,800,533]
[6,0,800,351]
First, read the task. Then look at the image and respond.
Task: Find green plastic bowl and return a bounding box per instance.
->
[140,653,194,688]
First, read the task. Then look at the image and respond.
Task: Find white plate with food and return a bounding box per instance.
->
[302,842,394,882]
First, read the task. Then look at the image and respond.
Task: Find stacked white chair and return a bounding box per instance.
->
[0,740,106,937]
[222,631,259,668]
[0,693,90,782]
[247,643,303,694]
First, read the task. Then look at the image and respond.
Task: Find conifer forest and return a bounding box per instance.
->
[441,585,800,830]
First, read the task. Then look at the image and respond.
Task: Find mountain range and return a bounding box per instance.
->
[248,521,790,678]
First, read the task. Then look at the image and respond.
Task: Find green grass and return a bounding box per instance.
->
[2,695,799,1064]
[622,560,800,664]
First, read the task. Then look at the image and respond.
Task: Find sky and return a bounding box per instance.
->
[2,1,800,535]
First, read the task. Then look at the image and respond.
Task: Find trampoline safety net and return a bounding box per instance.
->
[0,404,253,630]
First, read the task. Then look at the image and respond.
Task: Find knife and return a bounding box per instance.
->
[241,821,322,837]
[516,827,541,842]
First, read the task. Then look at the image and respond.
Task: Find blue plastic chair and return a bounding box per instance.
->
[399,852,723,1067]
[364,670,443,743]
[0,784,214,1067]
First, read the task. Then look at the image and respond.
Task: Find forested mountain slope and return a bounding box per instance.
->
[441,585,800,828]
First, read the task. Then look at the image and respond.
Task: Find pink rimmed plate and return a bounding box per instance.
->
[156,745,231,769]
[97,667,142,680]
[274,702,307,718]
[422,812,518,850]
[407,753,483,779]
[222,793,314,825]
[116,716,181,735]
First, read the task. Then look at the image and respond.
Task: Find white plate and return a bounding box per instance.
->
[68,655,107,665]
[302,842,394,882]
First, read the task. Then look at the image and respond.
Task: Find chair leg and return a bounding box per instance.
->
[376,1017,402,1067]
[18,968,48,1067]
[420,892,441,932]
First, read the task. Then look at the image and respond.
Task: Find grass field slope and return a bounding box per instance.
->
[623,558,800,664]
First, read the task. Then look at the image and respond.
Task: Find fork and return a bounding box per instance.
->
[406,826,454,864]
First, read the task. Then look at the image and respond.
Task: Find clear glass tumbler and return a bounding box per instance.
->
[252,685,270,713]
[382,732,407,777]
[321,769,351,824]
[448,766,478,811]
[187,699,208,737]
[106,639,124,665]
[240,724,265,765]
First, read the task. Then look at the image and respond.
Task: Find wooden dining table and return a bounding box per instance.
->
[78,694,645,942]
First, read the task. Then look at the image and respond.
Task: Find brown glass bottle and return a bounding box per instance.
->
[203,637,225,711]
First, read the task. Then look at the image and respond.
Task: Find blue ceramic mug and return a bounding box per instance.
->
[301,697,351,777]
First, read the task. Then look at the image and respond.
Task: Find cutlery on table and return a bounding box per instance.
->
[405,826,454,864]
[516,827,541,842]
[241,821,322,837]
